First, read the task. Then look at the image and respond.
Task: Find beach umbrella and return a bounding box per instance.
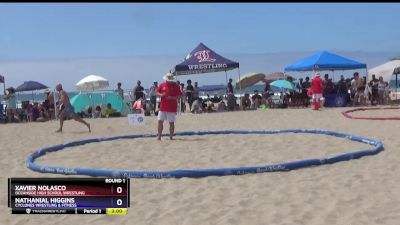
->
[264,72,285,83]
[16,80,48,92]
[199,84,226,92]
[76,74,109,92]
[264,72,296,83]
[235,72,265,89]
[15,80,49,101]
[76,75,109,112]
[270,80,296,91]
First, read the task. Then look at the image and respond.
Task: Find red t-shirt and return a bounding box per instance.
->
[311,76,323,94]
[156,82,182,112]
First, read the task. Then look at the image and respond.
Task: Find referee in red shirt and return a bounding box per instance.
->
[156,72,183,140]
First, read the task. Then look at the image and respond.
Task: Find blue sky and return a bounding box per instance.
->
[1,3,400,90]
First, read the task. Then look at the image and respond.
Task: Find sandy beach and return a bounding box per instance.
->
[1,106,400,225]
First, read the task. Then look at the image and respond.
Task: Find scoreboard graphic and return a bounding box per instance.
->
[8,178,130,215]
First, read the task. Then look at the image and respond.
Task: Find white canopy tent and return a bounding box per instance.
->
[367,59,400,83]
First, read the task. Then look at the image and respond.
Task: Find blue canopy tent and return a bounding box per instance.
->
[284,51,367,107]
[284,50,367,81]
[285,50,367,71]
[15,80,49,102]
[172,42,241,95]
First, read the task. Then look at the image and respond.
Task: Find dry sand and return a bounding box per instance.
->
[1,106,399,225]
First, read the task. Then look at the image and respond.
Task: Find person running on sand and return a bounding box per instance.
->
[55,83,91,133]
[155,72,182,140]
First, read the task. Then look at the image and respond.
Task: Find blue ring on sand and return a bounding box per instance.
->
[26,130,384,179]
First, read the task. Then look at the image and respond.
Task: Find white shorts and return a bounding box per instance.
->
[157,111,177,123]
[312,93,323,101]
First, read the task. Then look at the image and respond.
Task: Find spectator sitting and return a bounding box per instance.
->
[84,106,93,118]
[210,94,222,103]
[36,104,49,122]
[79,106,92,118]
[241,93,251,110]
[132,98,145,113]
[191,98,203,114]
[206,103,216,113]
[94,105,102,118]
[251,90,262,109]
[216,101,227,112]
[104,103,115,117]
[30,102,41,121]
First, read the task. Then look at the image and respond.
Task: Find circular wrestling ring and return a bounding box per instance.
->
[26,130,384,179]
[342,107,400,120]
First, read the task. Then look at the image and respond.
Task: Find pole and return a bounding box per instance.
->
[175,74,182,115]
[389,73,397,103]
[238,67,242,105]
[53,89,58,120]
[225,70,228,88]
[1,75,5,113]
[2,77,5,95]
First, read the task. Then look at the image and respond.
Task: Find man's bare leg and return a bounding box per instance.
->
[73,115,91,132]
[157,120,163,140]
[169,122,174,140]
[56,116,64,133]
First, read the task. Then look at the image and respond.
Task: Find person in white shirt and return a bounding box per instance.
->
[193,81,199,101]
[115,82,124,99]
[149,81,158,114]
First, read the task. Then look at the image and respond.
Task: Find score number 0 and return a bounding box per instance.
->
[116,186,123,206]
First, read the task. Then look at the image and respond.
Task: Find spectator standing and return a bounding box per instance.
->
[185,80,194,110]
[369,74,379,105]
[179,82,186,113]
[115,82,124,99]
[193,81,199,101]
[227,78,234,94]
[133,80,144,101]
[149,81,158,114]
[4,87,20,122]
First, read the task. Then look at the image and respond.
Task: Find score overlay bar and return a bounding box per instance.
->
[8,178,130,215]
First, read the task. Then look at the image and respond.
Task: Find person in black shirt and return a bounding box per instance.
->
[185,80,194,110]
[227,78,234,94]
[302,76,311,89]
[263,82,271,99]
[337,75,348,94]
[369,74,379,105]
[134,80,144,101]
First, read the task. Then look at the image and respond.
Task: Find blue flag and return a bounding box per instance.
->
[0,75,4,83]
